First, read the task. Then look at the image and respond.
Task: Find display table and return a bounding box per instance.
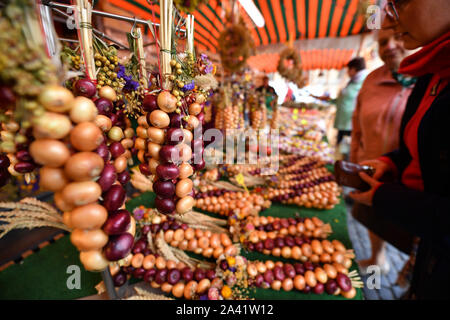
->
[0,191,363,300]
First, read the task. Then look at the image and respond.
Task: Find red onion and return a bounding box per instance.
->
[117,170,130,185]
[193,158,205,171]
[314,283,325,294]
[181,267,194,281]
[103,184,126,211]
[133,268,145,279]
[109,142,125,159]
[96,144,111,162]
[95,98,113,115]
[273,266,285,281]
[197,112,204,124]
[169,113,186,128]
[155,197,175,214]
[153,180,175,198]
[194,268,206,281]
[166,128,184,145]
[14,162,35,173]
[336,273,352,292]
[113,271,127,287]
[167,269,181,285]
[104,233,134,261]
[139,163,151,176]
[264,238,275,250]
[109,113,118,126]
[74,79,96,98]
[325,280,338,295]
[255,274,264,287]
[191,139,204,154]
[0,86,16,108]
[97,163,116,192]
[144,268,156,283]
[0,154,11,169]
[103,209,131,235]
[263,269,274,284]
[142,94,158,112]
[156,163,180,180]
[274,237,285,248]
[16,150,32,162]
[155,269,168,284]
[159,145,180,163]
[283,263,296,279]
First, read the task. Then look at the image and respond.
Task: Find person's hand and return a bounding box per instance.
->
[348,172,382,206]
[359,159,392,180]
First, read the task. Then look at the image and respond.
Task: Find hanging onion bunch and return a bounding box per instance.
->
[218,19,255,74]
[277,47,303,86]
[0,0,60,186]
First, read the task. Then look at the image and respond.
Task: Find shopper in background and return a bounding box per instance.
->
[350,28,416,275]
[350,0,450,299]
[333,57,368,146]
[256,75,278,112]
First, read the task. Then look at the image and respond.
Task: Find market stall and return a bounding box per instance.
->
[0,0,374,301]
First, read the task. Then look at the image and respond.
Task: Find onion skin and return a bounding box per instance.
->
[147,127,165,144]
[74,79,96,98]
[69,96,98,123]
[99,86,117,101]
[176,196,194,214]
[96,144,111,162]
[175,179,193,198]
[39,85,74,113]
[104,233,134,261]
[102,209,131,235]
[30,139,70,167]
[94,115,112,132]
[70,122,103,152]
[95,98,113,115]
[70,203,108,229]
[103,184,126,211]
[62,181,102,207]
[79,250,109,272]
[39,167,69,192]
[149,110,170,128]
[157,91,177,113]
[188,103,202,116]
[70,228,109,251]
[142,94,158,112]
[64,152,104,181]
[179,163,194,179]
[33,112,72,139]
[156,163,180,180]
[97,163,117,192]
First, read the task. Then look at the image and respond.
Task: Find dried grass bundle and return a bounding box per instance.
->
[0,198,70,239]
[130,167,153,192]
[125,285,174,300]
[194,73,218,91]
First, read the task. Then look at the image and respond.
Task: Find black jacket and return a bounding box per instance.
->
[373,74,450,299]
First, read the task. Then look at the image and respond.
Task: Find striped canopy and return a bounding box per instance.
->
[106,0,381,54]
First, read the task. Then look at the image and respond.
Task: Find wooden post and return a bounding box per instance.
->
[136,28,148,89]
[160,0,173,90]
[76,0,96,81]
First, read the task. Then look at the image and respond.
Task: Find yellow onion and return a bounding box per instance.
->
[188,103,202,116]
[62,181,102,207]
[64,152,104,181]
[39,85,74,113]
[182,129,193,143]
[94,115,112,132]
[63,211,73,229]
[30,139,70,167]
[99,86,117,101]
[69,96,98,123]
[79,250,110,272]
[39,167,69,192]
[179,162,194,179]
[70,203,108,229]
[33,112,72,140]
[176,196,194,214]
[177,144,192,163]
[149,110,170,129]
[186,116,199,130]
[195,93,206,104]
[70,228,109,251]
[70,122,103,152]
[149,158,160,174]
[54,191,74,212]
[157,91,177,113]
[147,142,161,160]
[175,179,193,198]
[147,127,165,144]
[108,126,124,142]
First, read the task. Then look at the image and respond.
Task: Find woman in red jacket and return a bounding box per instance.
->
[350,0,450,299]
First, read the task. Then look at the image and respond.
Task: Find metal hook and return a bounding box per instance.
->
[130,17,139,39]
